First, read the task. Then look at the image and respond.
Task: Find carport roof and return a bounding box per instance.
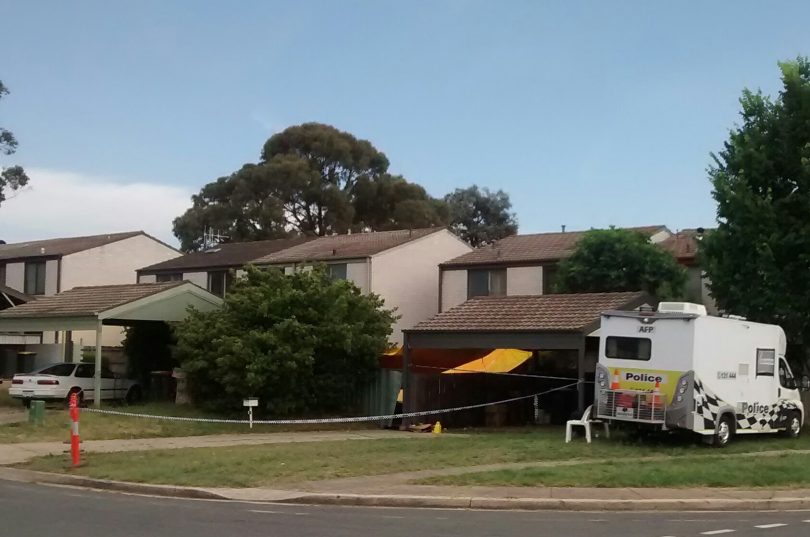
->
[0,281,186,318]
[408,291,649,333]
[0,281,222,331]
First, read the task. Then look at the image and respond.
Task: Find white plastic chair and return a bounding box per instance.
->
[565,405,610,443]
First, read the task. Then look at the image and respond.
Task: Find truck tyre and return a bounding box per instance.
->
[782,411,802,439]
[713,415,734,448]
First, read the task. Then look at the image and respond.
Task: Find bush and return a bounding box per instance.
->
[175,266,396,415]
[555,228,687,300]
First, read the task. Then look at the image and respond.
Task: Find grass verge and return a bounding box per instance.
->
[0,383,16,408]
[0,402,372,444]
[418,452,810,488]
[16,428,810,488]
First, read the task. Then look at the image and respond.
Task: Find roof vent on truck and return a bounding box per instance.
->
[657,302,708,316]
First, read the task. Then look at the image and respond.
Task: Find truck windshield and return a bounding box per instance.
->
[605,336,651,361]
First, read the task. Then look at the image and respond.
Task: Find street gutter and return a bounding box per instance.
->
[2,467,810,512]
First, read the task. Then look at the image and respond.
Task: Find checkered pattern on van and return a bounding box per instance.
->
[693,377,797,432]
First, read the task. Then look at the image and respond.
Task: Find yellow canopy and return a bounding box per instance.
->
[442,348,532,374]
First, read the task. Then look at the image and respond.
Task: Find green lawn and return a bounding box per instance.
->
[17,428,810,488]
[0,402,372,444]
[418,452,810,489]
[0,383,16,408]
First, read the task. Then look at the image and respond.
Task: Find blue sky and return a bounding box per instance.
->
[1,1,809,244]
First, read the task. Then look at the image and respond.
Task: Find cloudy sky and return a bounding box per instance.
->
[2,1,810,246]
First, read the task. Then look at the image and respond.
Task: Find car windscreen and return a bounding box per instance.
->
[36,363,76,376]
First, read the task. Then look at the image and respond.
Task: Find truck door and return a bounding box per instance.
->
[778,358,799,398]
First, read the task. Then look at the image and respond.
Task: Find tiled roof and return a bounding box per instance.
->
[441,226,668,268]
[138,237,312,272]
[256,228,446,264]
[659,229,710,263]
[0,282,184,318]
[0,231,146,261]
[409,292,648,332]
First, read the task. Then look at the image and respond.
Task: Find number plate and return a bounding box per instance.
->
[615,407,635,418]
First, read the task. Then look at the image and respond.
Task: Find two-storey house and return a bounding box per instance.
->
[439,226,670,311]
[254,228,472,344]
[137,237,310,297]
[0,231,180,374]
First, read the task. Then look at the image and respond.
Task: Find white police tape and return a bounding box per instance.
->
[81,380,581,425]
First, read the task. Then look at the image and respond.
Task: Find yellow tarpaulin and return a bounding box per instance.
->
[442,348,532,374]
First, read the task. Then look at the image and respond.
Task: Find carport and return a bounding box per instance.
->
[400,291,650,422]
[0,281,223,406]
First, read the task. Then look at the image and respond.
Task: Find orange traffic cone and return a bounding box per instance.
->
[652,380,662,407]
[610,369,620,390]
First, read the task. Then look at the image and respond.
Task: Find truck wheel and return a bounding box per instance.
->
[782,411,802,439]
[713,415,734,447]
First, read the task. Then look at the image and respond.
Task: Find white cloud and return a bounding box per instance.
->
[0,168,192,246]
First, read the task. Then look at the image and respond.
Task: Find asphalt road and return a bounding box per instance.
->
[2,480,809,537]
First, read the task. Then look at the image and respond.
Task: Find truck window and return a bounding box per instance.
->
[779,359,794,388]
[605,336,651,361]
[756,349,775,377]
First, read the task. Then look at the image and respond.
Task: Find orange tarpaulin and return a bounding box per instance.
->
[442,348,532,374]
[380,347,532,374]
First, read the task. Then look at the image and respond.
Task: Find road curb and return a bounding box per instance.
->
[277,493,810,512]
[3,467,810,511]
[0,467,229,501]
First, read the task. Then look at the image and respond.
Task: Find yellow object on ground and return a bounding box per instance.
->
[433,421,442,434]
[442,348,532,374]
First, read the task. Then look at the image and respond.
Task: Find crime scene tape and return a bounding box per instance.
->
[81,380,581,425]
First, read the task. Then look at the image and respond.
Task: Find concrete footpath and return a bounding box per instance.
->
[2,431,810,511]
[0,430,409,465]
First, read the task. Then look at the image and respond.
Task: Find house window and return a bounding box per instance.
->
[156,273,183,283]
[605,336,652,361]
[24,261,46,295]
[542,265,559,294]
[0,264,5,285]
[328,263,348,281]
[467,269,507,299]
[207,270,234,297]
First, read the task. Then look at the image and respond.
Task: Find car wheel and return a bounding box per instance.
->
[66,388,84,407]
[782,411,802,438]
[713,414,734,448]
[125,386,142,405]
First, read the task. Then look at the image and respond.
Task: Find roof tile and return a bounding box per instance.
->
[0,282,185,318]
[441,226,667,267]
[410,291,648,332]
[139,237,312,272]
[256,228,446,264]
[0,231,145,261]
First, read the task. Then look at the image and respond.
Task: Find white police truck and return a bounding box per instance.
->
[595,302,807,446]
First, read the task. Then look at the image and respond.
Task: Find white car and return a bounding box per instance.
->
[9,363,142,406]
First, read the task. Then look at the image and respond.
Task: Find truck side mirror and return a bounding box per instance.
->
[801,375,810,392]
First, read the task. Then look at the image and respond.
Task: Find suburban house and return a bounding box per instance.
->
[386,224,716,426]
[659,228,717,313]
[438,225,671,311]
[0,231,181,375]
[253,227,472,344]
[137,237,311,297]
